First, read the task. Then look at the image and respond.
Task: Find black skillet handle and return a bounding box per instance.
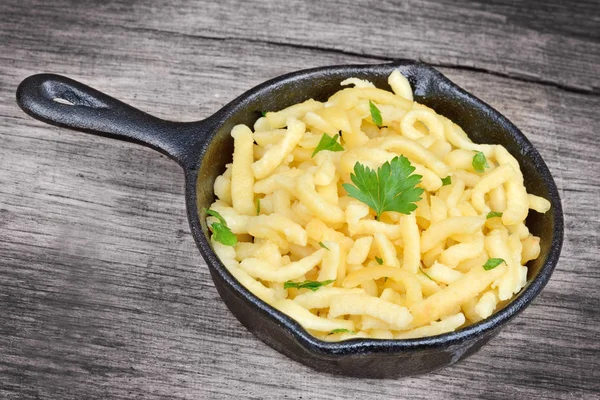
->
[16,74,210,170]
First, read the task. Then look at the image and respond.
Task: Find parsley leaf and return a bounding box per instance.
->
[441,176,452,186]
[375,256,384,265]
[327,328,356,336]
[319,241,330,250]
[419,266,433,281]
[472,151,489,173]
[342,155,424,220]
[483,258,505,271]
[205,208,226,225]
[284,279,335,292]
[210,224,237,246]
[261,111,267,117]
[204,208,237,246]
[369,100,383,127]
[312,133,344,157]
[486,211,503,219]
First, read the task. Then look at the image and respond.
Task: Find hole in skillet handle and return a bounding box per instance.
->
[52,97,75,105]
[191,61,563,378]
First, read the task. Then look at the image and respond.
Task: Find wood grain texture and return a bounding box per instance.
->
[0,0,599,399]
[3,0,598,93]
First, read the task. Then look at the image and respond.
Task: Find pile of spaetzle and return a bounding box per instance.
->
[206,70,550,341]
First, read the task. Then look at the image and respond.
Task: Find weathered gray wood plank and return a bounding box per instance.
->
[0,1,599,399]
[2,0,598,93]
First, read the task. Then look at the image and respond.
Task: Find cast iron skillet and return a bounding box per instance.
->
[16,60,563,378]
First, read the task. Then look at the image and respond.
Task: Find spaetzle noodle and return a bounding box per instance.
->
[206,70,550,341]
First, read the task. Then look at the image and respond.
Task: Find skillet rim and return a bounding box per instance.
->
[184,60,564,356]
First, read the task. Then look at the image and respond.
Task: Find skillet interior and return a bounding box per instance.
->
[188,61,563,377]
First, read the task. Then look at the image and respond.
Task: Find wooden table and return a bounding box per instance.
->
[1,1,598,398]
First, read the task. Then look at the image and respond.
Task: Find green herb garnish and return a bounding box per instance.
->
[419,266,433,281]
[284,279,335,292]
[342,155,424,220]
[486,211,503,219]
[483,258,505,271]
[327,329,356,336]
[375,256,384,265]
[204,208,237,246]
[319,241,330,250]
[441,176,452,186]
[256,198,261,215]
[261,111,267,117]
[312,133,344,157]
[369,100,383,127]
[472,151,489,173]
